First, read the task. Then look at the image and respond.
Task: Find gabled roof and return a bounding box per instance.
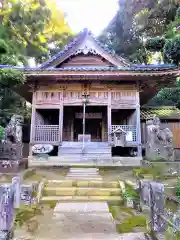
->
[111,126,127,134]
[40,28,130,68]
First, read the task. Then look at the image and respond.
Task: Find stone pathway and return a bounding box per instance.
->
[35,202,145,239]
[14,168,146,239]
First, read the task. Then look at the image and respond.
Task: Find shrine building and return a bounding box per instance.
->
[1,29,179,166]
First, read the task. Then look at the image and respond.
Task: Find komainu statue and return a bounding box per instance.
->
[0,114,24,161]
[146,115,174,161]
[4,114,24,143]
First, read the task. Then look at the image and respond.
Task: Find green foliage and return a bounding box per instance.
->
[145,37,166,52]
[0,125,4,139]
[0,0,72,125]
[0,69,25,86]
[100,0,179,63]
[175,177,180,199]
[163,35,180,65]
[148,79,180,107]
[116,215,146,233]
[123,182,139,200]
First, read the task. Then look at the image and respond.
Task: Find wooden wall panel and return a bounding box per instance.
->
[60,55,111,67]
[38,83,137,92]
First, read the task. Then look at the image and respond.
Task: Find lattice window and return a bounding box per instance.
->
[111,125,136,142]
[34,125,59,143]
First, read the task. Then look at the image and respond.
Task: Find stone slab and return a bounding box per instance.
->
[69,168,99,172]
[54,202,109,213]
[53,212,115,222]
[66,175,102,180]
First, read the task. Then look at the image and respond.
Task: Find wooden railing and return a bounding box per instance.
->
[33,125,59,143]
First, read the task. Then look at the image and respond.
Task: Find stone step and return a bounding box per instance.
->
[54,202,110,213]
[66,177,102,180]
[69,168,99,172]
[58,149,111,154]
[44,187,121,196]
[15,233,145,240]
[53,212,114,221]
[61,142,110,148]
[40,195,123,203]
[66,175,101,178]
[67,173,100,176]
[46,180,120,188]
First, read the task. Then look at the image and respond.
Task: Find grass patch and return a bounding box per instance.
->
[108,205,119,219]
[119,206,135,216]
[14,204,43,227]
[116,215,146,233]
[133,163,167,180]
[23,169,43,181]
[108,204,134,221]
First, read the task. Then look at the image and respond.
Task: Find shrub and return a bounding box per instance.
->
[175,177,180,199]
[163,35,180,65]
[145,36,166,52]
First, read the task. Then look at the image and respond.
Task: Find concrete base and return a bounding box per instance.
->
[28,156,142,167]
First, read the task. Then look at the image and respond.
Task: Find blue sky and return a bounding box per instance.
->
[57,0,119,36]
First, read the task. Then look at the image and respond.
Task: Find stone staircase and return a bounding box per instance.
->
[58,142,111,161]
[40,168,123,204]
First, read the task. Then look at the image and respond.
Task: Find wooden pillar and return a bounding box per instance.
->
[136,104,142,157]
[29,92,36,156]
[59,104,64,144]
[71,118,74,141]
[102,117,105,142]
[107,91,112,144]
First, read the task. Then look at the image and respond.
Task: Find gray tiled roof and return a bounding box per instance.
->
[39,28,130,68]
[0,64,177,72]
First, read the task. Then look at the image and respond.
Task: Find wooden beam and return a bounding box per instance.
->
[29,92,36,156]
[136,91,142,157]
[59,104,64,144]
[107,91,112,145]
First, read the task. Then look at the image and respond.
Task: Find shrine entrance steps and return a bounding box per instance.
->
[40,168,123,204]
[58,141,112,161]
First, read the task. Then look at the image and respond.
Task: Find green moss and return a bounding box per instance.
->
[109,205,119,219]
[116,215,146,233]
[47,201,57,209]
[108,204,134,221]
[14,205,43,227]
[116,223,133,233]
[119,206,135,216]
[23,169,43,181]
